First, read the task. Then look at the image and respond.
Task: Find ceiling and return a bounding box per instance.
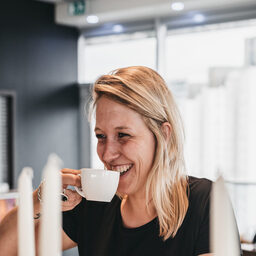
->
[39,0,256,28]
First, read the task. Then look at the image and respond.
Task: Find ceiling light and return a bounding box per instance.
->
[171,2,184,11]
[193,14,205,23]
[113,24,124,33]
[86,15,99,24]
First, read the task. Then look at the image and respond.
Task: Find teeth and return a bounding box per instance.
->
[112,164,132,173]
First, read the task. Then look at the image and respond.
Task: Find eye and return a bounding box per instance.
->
[118,132,130,138]
[96,134,106,139]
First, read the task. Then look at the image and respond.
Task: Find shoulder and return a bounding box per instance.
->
[187,176,212,213]
[188,176,212,196]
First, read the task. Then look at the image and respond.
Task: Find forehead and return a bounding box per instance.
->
[95,96,144,128]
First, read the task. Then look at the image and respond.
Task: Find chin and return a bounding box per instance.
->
[117,188,127,196]
[117,186,132,197]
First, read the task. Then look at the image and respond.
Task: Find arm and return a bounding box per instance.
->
[193,179,212,256]
[0,189,40,256]
[0,207,19,256]
[0,168,81,255]
[62,229,77,251]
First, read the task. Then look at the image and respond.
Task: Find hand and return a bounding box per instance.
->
[61,168,82,212]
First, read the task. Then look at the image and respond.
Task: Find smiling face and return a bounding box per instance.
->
[95,96,156,197]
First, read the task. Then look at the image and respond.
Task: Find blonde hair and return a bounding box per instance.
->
[91,66,188,241]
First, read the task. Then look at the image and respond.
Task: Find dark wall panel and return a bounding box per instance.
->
[0,0,79,187]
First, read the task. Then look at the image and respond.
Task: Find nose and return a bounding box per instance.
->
[102,140,120,163]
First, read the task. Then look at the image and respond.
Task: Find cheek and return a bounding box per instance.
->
[96,143,103,160]
[124,140,154,164]
[144,137,156,166]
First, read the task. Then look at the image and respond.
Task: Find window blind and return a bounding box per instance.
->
[0,96,8,185]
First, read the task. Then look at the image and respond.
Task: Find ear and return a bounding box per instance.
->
[161,122,172,141]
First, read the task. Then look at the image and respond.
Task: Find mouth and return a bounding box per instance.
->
[111,164,133,176]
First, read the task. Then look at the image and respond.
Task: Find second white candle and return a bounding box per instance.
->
[39,155,62,256]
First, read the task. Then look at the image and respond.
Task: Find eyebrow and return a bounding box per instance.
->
[94,126,131,132]
[115,126,131,130]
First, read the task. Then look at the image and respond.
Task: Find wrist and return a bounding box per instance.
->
[33,180,44,220]
[33,189,41,217]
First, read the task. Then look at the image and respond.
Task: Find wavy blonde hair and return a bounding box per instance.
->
[91,66,188,241]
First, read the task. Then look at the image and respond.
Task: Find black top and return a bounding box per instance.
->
[62,176,212,256]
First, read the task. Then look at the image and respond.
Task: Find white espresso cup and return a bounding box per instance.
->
[75,168,120,202]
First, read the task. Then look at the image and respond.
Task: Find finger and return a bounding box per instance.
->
[64,189,81,199]
[62,173,81,187]
[62,189,82,211]
[61,168,81,175]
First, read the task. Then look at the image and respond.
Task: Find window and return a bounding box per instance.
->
[78,33,156,84]
[0,91,15,191]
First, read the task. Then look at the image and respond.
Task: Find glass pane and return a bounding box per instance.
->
[166,20,256,84]
[79,33,156,84]
[166,20,256,180]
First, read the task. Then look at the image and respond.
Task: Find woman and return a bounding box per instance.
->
[61,66,212,256]
[0,66,212,256]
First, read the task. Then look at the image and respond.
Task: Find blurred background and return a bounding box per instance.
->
[1,0,256,255]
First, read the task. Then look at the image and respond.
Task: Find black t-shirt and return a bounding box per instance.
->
[62,176,212,256]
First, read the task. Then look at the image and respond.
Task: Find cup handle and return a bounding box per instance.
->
[74,174,85,197]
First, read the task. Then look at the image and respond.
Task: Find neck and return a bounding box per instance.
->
[120,193,157,228]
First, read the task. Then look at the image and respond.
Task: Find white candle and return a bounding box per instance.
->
[18,167,35,256]
[211,176,240,256]
[39,154,62,256]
